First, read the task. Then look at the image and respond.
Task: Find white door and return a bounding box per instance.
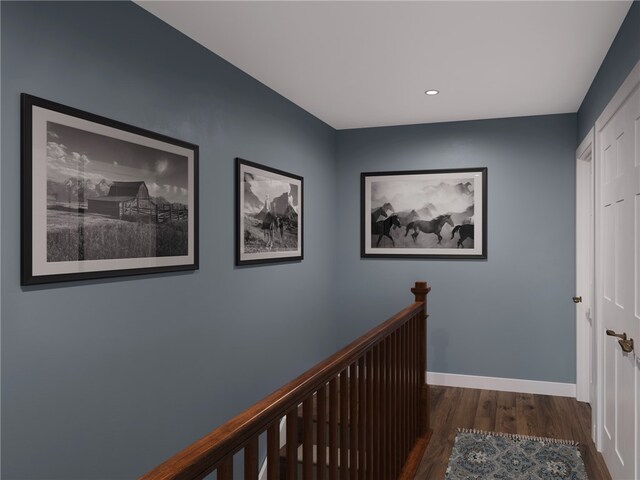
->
[596,61,640,480]
[576,133,595,409]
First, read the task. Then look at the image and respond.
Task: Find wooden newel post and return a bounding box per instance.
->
[411,281,431,437]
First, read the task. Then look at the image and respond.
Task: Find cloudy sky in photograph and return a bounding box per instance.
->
[245,172,298,207]
[371,177,475,213]
[47,122,189,204]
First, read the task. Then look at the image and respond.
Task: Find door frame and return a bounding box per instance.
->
[575,129,594,411]
[593,58,640,456]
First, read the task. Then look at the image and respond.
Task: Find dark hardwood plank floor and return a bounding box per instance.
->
[414,386,611,479]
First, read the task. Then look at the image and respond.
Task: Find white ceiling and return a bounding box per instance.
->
[137,1,632,130]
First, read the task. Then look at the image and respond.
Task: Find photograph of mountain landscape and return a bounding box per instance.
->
[236,158,303,265]
[22,94,198,284]
[361,168,487,258]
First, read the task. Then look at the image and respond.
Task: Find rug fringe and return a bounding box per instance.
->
[457,428,580,446]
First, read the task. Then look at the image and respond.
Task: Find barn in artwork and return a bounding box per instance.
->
[88,181,155,219]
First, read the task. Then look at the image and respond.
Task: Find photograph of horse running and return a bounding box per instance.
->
[405,215,454,244]
[362,167,486,258]
[372,212,472,249]
[372,214,401,247]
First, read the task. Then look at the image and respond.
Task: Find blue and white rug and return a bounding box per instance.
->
[445,428,588,480]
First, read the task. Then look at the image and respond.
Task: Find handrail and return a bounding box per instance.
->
[141,281,431,480]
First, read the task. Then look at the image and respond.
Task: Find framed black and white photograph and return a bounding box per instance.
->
[361,167,487,259]
[21,94,199,285]
[236,158,303,265]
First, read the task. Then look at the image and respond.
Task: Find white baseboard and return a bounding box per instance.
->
[427,371,576,398]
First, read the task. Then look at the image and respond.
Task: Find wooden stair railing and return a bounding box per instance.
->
[141,281,432,480]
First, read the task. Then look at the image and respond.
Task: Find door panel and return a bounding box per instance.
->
[636,194,640,319]
[603,317,615,442]
[605,143,615,187]
[617,353,635,466]
[604,204,614,302]
[614,199,626,309]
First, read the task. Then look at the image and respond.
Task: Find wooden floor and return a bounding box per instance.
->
[414,386,611,479]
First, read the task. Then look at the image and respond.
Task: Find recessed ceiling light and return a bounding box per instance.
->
[425,89,439,96]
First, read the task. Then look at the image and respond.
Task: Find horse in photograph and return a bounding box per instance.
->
[451,224,474,248]
[262,212,287,249]
[405,214,454,244]
[276,216,284,240]
[261,212,277,248]
[372,214,401,247]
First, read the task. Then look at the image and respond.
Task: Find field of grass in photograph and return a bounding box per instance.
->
[371,223,473,249]
[47,205,188,262]
[243,216,298,253]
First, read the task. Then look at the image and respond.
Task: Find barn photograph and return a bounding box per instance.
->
[46,121,190,262]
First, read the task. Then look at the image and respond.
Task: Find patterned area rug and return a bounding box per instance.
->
[445,429,588,479]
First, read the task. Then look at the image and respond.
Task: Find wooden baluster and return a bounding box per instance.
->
[366,350,374,480]
[390,332,397,477]
[379,339,387,479]
[397,329,403,474]
[407,320,413,448]
[329,378,339,480]
[396,327,405,466]
[416,315,421,438]
[411,317,420,442]
[389,336,396,479]
[392,330,398,476]
[373,344,381,480]
[419,312,425,436]
[387,334,394,478]
[402,326,407,466]
[303,397,314,480]
[407,319,413,448]
[399,325,405,462]
[218,457,233,480]
[317,385,327,480]
[406,319,414,451]
[409,320,415,450]
[340,370,349,480]
[402,322,409,460]
[244,436,259,480]
[349,363,358,480]
[358,356,366,480]
[267,422,280,480]
[287,407,298,480]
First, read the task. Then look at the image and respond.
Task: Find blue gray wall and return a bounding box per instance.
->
[578,0,640,140]
[3,1,635,479]
[1,2,338,479]
[335,114,578,384]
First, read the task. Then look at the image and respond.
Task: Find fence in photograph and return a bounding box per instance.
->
[48,195,188,223]
[127,203,188,223]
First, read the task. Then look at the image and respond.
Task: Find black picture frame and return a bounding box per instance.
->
[21,93,199,285]
[236,158,303,266]
[361,167,487,259]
